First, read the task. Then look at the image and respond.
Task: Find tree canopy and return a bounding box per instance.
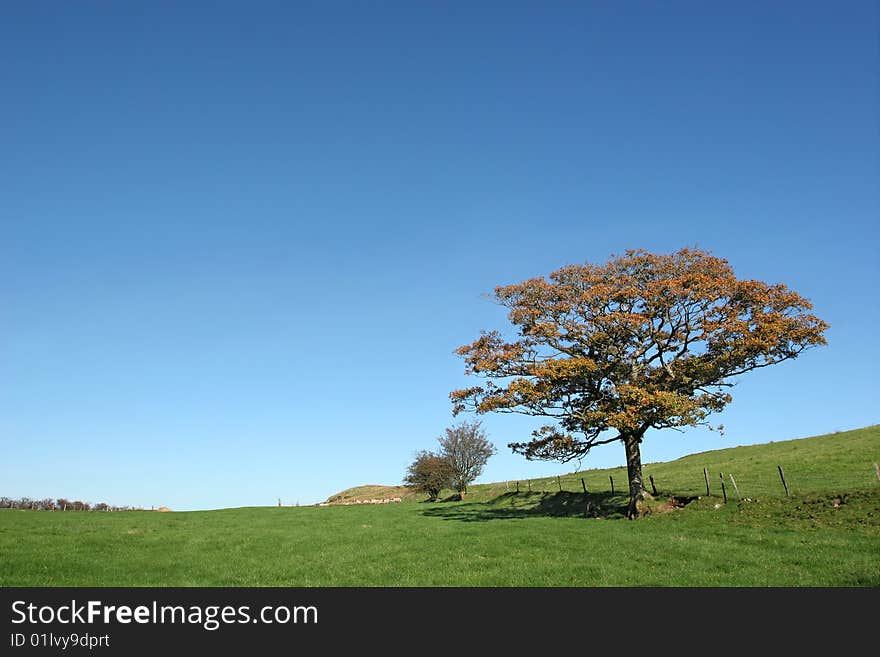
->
[451,248,828,517]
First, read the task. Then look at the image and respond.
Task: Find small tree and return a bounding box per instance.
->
[451,248,827,518]
[438,420,496,497]
[404,450,454,501]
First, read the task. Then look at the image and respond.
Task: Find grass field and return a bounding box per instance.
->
[2,426,878,586]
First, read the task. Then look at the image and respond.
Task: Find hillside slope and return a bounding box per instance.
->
[324,484,415,505]
[330,425,880,504]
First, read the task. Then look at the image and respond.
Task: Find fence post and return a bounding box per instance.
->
[581,478,587,494]
[609,475,614,495]
[719,473,727,503]
[527,480,531,492]
[729,473,741,499]
[874,463,880,482]
[777,465,791,497]
[703,468,710,496]
[557,476,562,492]
[649,475,657,496]
[516,481,520,493]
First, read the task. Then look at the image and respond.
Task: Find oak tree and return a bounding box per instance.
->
[451,248,828,518]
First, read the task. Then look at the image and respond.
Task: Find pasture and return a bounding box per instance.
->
[2,426,878,586]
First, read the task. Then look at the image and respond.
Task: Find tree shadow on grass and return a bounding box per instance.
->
[419,491,630,522]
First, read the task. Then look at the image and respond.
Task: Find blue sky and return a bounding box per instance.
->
[1,2,877,510]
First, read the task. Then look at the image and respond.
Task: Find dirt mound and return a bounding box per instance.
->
[649,496,698,514]
[155,506,172,512]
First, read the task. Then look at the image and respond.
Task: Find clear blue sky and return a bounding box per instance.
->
[1,2,877,510]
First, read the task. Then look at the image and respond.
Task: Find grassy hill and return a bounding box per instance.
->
[332,424,880,505]
[324,484,415,504]
[1,425,878,586]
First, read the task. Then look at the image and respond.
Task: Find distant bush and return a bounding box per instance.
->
[1,496,142,511]
[403,451,454,501]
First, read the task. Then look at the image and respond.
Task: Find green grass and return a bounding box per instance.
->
[462,424,880,501]
[2,426,878,586]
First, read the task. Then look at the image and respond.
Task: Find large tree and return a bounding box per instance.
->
[450,248,828,518]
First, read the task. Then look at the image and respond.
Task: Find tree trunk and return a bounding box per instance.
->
[623,431,649,519]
